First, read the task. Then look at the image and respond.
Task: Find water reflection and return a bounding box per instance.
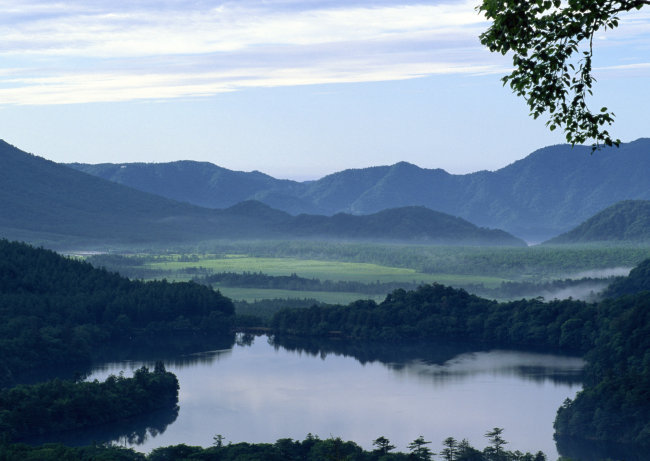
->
[555,434,647,461]
[21,405,179,448]
[84,335,584,459]
[271,336,584,385]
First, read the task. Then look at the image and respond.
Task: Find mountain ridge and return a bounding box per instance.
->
[0,140,523,247]
[546,200,650,244]
[69,138,650,241]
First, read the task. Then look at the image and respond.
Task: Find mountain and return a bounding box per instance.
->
[0,140,228,245]
[546,200,650,244]
[602,257,650,298]
[0,141,523,247]
[69,160,303,209]
[69,138,650,241]
[219,201,526,246]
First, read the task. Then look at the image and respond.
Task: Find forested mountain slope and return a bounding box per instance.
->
[546,200,650,244]
[71,139,650,241]
[0,141,523,247]
[0,140,226,245]
[0,239,235,386]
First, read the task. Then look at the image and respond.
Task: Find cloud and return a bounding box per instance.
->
[0,0,648,105]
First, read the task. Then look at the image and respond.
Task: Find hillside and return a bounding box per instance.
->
[70,139,650,241]
[0,140,228,245]
[602,257,650,298]
[222,201,526,245]
[0,141,523,247]
[70,160,303,209]
[546,200,650,244]
[0,238,235,385]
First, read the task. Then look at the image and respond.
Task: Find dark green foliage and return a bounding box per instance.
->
[548,200,650,244]
[0,434,546,461]
[602,258,650,298]
[71,139,650,241]
[0,239,235,385]
[271,284,597,353]
[0,364,178,441]
[554,291,650,448]
[478,0,648,148]
[234,298,322,322]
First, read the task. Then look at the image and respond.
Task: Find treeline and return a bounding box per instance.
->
[234,298,323,322]
[195,270,610,303]
[271,284,596,352]
[195,271,423,294]
[554,291,650,449]
[269,264,650,450]
[0,239,235,386]
[0,431,548,461]
[0,363,178,442]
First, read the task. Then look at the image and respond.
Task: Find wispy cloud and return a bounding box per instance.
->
[0,0,647,105]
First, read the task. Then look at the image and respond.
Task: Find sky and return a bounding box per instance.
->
[0,0,649,180]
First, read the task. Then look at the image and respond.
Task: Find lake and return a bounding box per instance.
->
[84,335,584,459]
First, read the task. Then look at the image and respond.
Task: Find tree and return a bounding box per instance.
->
[372,436,396,456]
[408,436,435,461]
[478,0,650,150]
[440,437,457,461]
[484,427,508,461]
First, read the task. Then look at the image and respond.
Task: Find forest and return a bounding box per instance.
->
[0,431,546,460]
[270,274,650,451]
[0,239,236,386]
[0,239,234,445]
[0,363,178,442]
[2,238,650,459]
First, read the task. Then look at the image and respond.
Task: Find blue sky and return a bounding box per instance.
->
[1,0,649,180]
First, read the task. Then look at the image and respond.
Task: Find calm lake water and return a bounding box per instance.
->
[84,335,584,459]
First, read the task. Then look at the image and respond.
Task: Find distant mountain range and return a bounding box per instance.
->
[547,200,650,244]
[69,138,650,242]
[0,140,523,247]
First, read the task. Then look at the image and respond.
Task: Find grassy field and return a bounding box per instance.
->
[143,254,508,288]
[84,241,650,311]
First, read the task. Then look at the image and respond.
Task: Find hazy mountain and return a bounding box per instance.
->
[70,160,303,209]
[0,140,228,245]
[546,200,650,244]
[70,139,650,241]
[0,141,523,247]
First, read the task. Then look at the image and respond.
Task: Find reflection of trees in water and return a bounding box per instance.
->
[270,335,584,385]
[15,333,237,386]
[555,434,646,461]
[23,405,179,448]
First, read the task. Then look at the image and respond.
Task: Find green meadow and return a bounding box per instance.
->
[143,254,507,286]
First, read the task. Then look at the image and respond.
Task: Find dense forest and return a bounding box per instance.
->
[0,432,547,460]
[0,363,178,442]
[270,284,596,352]
[0,239,235,386]
[0,239,237,447]
[2,238,649,458]
[270,266,650,452]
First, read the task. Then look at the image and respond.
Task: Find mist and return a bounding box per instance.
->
[568,267,632,279]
